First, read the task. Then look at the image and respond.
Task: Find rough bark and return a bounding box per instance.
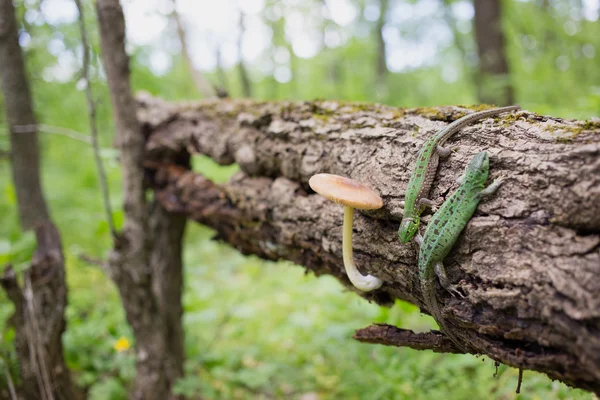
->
[138,94,600,394]
[0,1,81,398]
[473,0,514,105]
[149,201,187,393]
[353,323,460,354]
[1,225,82,400]
[96,1,185,398]
[0,0,49,230]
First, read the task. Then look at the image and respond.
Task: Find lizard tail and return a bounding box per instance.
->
[422,283,469,354]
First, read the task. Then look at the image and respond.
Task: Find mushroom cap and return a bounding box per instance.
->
[309,173,383,210]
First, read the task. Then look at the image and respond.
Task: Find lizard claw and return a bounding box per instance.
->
[493,174,507,184]
[446,284,466,298]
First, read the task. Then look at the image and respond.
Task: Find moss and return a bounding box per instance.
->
[456,104,496,112]
[554,135,574,144]
[412,104,510,122]
[412,107,452,121]
[312,113,330,122]
[545,120,600,143]
[499,113,521,127]
[581,120,600,131]
[534,120,600,144]
[392,110,406,119]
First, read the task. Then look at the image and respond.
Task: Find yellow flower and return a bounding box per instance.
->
[113,337,130,352]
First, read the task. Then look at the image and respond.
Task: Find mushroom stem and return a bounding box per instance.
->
[342,206,383,292]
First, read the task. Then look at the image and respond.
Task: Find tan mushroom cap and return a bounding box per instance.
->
[309,173,383,210]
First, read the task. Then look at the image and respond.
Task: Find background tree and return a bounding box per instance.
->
[237,10,253,98]
[375,0,389,98]
[171,0,217,98]
[0,0,81,398]
[96,0,186,397]
[473,0,514,105]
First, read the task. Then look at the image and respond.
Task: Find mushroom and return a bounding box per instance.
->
[308,173,384,292]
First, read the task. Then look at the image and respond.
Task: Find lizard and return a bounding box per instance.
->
[398,105,519,244]
[414,151,504,352]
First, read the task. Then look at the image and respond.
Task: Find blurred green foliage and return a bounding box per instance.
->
[1,0,598,398]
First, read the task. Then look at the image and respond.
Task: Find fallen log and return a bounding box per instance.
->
[138,94,600,394]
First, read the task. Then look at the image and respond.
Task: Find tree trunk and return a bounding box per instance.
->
[375,0,388,98]
[473,0,514,105]
[214,45,228,96]
[96,1,185,398]
[138,94,600,395]
[0,0,49,230]
[440,0,478,88]
[150,201,187,392]
[0,1,81,398]
[237,11,252,98]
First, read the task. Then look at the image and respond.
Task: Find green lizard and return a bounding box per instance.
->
[398,105,519,244]
[415,151,504,351]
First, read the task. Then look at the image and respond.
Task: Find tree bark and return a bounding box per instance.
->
[0,0,49,230]
[138,94,600,394]
[96,1,185,398]
[473,0,514,105]
[1,225,82,400]
[0,1,81,398]
[149,201,187,392]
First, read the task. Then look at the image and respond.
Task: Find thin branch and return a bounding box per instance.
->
[353,324,463,353]
[9,124,92,144]
[77,252,107,269]
[74,0,116,237]
[171,0,216,98]
[517,368,524,394]
[0,355,18,400]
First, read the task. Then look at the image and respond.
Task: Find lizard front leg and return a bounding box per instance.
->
[478,177,505,198]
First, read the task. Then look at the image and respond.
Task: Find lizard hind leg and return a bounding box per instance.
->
[436,145,452,157]
[434,261,465,298]
[415,233,424,246]
[417,197,438,212]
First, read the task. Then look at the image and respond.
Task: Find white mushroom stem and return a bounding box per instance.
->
[342,206,383,292]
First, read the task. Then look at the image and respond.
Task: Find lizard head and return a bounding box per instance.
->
[398,217,420,244]
[464,151,490,186]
